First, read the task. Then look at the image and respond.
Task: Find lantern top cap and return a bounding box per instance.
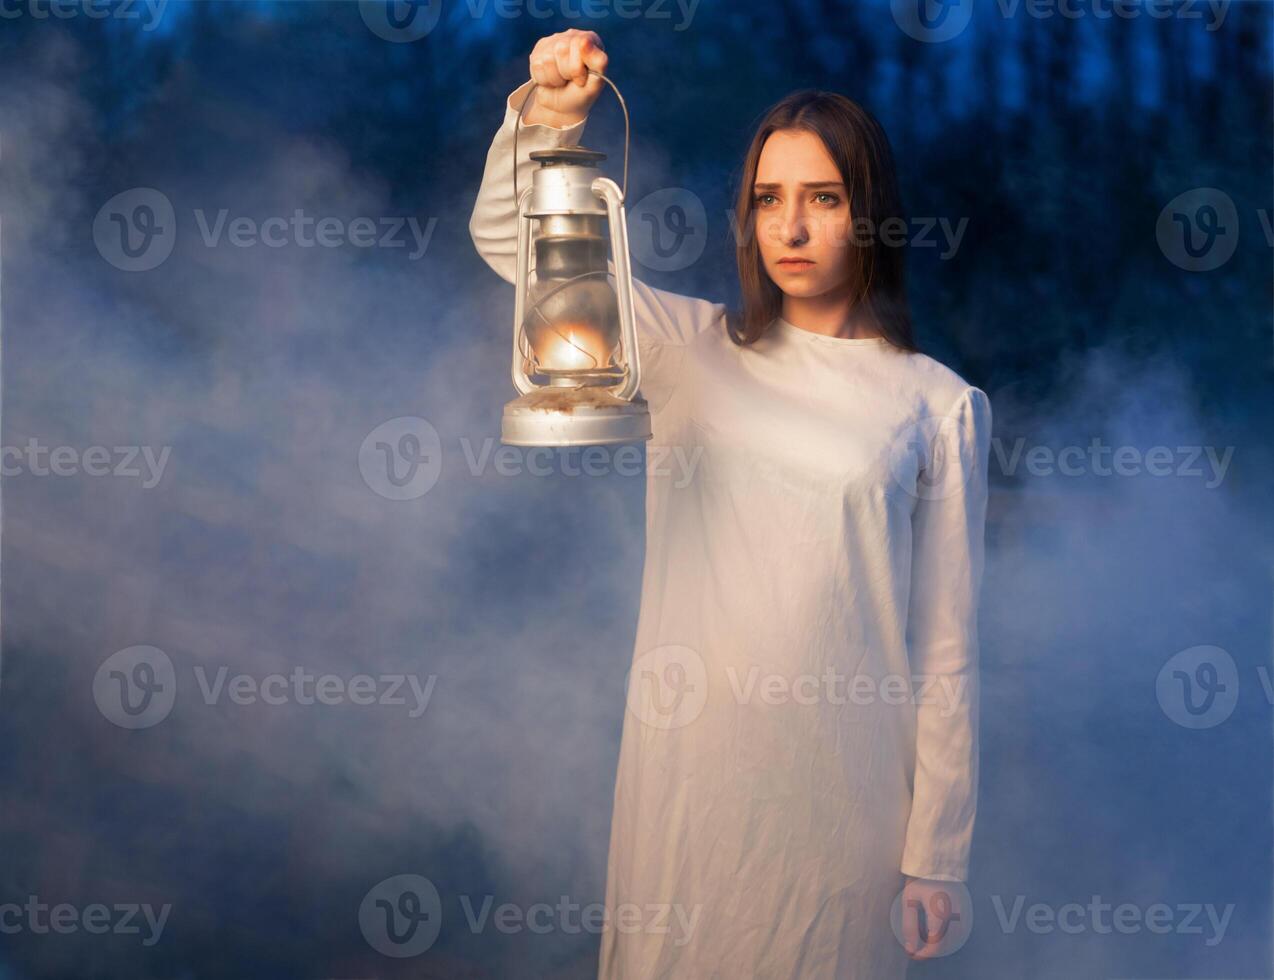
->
[529,146,607,168]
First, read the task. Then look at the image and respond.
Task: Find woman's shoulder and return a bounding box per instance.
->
[887,347,990,420]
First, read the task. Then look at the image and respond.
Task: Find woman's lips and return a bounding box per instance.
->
[777,259,814,270]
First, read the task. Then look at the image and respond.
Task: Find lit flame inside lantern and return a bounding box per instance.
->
[534,321,614,372]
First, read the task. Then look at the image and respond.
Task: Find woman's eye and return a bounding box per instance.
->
[753,192,838,207]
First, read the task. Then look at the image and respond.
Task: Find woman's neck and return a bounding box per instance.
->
[780,294,881,340]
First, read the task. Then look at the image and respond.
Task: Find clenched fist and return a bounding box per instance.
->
[521,29,608,128]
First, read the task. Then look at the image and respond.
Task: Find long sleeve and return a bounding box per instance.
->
[899,385,992,883]
[468,79,726,414]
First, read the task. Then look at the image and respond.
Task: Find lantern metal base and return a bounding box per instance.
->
[501,387,651,447]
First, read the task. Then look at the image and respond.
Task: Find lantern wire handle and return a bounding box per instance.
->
[513,69,630,207]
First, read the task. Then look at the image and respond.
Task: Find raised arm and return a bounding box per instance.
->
[468,30,726,412]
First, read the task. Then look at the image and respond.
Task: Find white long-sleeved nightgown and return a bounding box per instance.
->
[469,80,992,980]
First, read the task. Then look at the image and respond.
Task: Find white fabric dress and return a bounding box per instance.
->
[470,80,992,980]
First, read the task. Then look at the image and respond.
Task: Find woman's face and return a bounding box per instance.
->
[751,128,856,300]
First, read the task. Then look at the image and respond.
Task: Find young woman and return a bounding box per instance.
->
[469,29,991,979]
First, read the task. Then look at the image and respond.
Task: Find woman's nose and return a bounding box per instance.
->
[780,205,808,247]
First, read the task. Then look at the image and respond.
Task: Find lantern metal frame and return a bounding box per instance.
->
[500,70,652,448]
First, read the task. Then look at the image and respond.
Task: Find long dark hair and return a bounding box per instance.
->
[727,89,919,354]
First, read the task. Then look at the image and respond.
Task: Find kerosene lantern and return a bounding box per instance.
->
[501,72,650,447]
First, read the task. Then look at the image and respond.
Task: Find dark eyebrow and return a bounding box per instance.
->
[753,181,845,191]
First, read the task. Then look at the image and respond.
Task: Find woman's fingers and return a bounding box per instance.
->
[903,885,958,960]
[557,36,583,86]
[911,915,947,960]
[562,31,602,86]
[587,46,608,75]
[531,42,566,88]
[535,30,606,90]
[900,895,922,957]
[526,30,607,120]
[576,32,607,81]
